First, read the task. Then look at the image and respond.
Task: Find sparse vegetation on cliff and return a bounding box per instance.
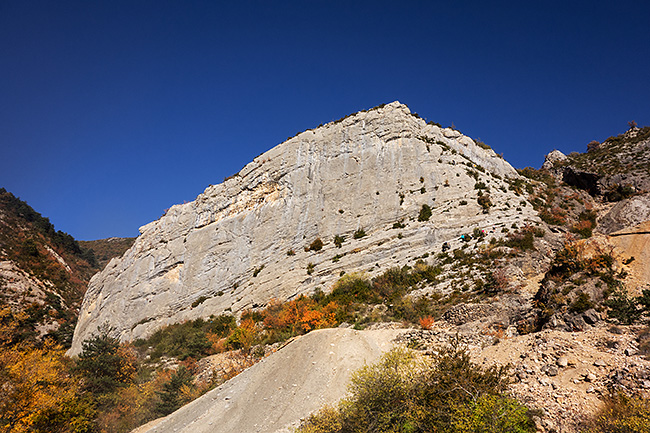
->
[418,204,432,222]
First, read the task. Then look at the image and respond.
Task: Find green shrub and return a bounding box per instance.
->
[353,228,366,239]
[297,345,534,433]
[451,394,536,433]
[155,366,194,416]
[135,317,232,361]
[504,228,535,251]
[333,235,345,248]
[191,296,208,308]
[605,184,636,202]
[474,181,488,190]
[308,238,324,251]
[418,204,432,222]
[325,274,376,306]
[74,325,136,395]
[569,292,594,314]
[604,290,641,325]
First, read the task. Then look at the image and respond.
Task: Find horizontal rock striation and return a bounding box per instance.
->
[69,102,538,354]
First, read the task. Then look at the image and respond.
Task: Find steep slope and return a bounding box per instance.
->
[132,328,400,433]
[131,323,650,433]
[0,188,98,345]
[70,101,539,354]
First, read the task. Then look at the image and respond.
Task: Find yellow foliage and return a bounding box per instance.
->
[95,374,166,433]
[116,344,138,383]
[585,392,650,433]
[0,342,78,433]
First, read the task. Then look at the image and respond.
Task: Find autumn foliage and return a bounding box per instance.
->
[261,297,338,334]
[418,316,435,330]
[0,308,85,433]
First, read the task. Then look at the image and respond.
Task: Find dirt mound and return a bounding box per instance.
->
[132,327,401,433]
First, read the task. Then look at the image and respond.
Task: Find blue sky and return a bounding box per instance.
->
[2,1,649,240]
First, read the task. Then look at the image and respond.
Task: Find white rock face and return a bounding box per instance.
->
[541,149,567,171]
[69,102,538,355]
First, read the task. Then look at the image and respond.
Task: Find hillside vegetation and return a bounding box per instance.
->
[0,188,99,345]
[78,238,135,270]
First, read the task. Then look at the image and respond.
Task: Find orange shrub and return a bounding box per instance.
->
[419,316,435,330]
[260,296,339,335]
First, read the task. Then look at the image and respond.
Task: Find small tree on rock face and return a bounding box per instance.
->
[587,140,601,152]
[418,204,432,222]
[477,194,492,212]
[308,238,324,251]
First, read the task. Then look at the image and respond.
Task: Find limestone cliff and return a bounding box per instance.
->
[69,102,538,354]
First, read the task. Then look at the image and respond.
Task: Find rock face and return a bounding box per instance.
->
[598,193,650,234]
[541,150,567,171]
[69,102,539,354]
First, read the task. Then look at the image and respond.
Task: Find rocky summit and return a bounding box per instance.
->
[69,101,539,355]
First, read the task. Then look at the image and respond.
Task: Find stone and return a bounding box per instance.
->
[541,150,567,171]
[546,365,559,376]
[556,356,568,368]
[583,309,600,325]
[68,102,536,355]
[598,193,650,234]
[625,347,638,356]
[594,359,607,367]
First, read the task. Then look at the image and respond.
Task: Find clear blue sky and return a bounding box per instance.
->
[2,1,649,240]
